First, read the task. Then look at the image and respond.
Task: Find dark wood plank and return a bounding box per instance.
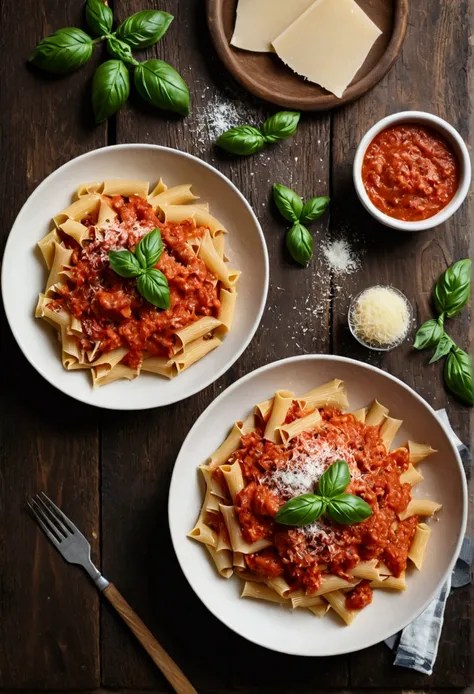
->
[0,692,474,694]
[0,0,106,688]
[101,0,345,690]
[330,0,473,688]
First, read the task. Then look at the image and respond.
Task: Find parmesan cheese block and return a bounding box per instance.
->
[272,0,383,98]
[230,0,314,53]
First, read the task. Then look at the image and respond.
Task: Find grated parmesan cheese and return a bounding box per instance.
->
[263,437,360,499]
[349,285,412,349]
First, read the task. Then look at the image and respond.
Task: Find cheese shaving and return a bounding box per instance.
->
[263,436,360,499]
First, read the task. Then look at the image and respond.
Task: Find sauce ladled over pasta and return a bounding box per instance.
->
[215,408,416,608]
[49,195,220,370]
[189,381,441,625]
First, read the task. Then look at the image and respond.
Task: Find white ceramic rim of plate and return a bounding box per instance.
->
[1,144,269,410]
[353,110,472,232]
[169,353,468,656]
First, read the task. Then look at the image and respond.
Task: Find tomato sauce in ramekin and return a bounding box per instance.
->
[362,123,459,222]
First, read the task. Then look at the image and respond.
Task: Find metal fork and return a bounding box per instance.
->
[28,493,197,694]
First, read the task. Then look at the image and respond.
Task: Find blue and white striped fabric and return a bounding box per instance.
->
[384,409,472,675]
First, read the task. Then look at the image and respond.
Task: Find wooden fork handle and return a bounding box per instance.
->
[103,583,197,694]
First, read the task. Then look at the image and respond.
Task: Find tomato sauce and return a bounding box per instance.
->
[49,195,220,369]
[220,408,417,607]
[362,124,459,221]
[346,580,373,610]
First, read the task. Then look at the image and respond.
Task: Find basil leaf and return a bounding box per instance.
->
[216,126,265,156]
[429,333,453,364]
[327,494,373,525]
[137,269,170,310]
[300,196,330,224]
[116,10,173,49]
[262,111,300,143]
[85,0,113,37]
[275,494,326,527]
[444,347,473,406]
[134,59,190,116]
[273,184,303,222]
[413,315,445,350]
[135,228,163,269]
[109,250,142,278]
[434,259,471,318]
[29,28,93,74]
[318,460,350,499]
[286,223,312,266]
[107,37,137,65]
[92,59,130,123]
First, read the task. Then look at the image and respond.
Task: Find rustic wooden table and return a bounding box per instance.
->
[1,1,472,693]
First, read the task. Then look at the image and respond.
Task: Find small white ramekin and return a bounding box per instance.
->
[353,111,472,232]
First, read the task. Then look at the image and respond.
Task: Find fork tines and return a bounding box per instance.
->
[27,492,76,545]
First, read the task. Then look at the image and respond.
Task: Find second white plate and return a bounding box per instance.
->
[169,355,466,656]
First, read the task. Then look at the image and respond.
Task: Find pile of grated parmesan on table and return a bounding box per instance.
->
[189,89,258,146]
[321,237,361,275]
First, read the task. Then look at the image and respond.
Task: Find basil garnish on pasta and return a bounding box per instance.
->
[109,228,170,310]
[275,460,373,527]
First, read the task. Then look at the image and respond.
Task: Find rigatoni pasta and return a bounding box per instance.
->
[35,178,239,387]
[188,380,441,626]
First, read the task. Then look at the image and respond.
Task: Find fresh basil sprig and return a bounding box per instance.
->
[429,333,453,364]
[301,197,331,224]
[109,228,170,310]
[273,184,303,222]
[413,315,445,350]
[92,60,130,123]
[273,183,329,266]
[134,60,190,116]
[327,494,373,525]
[286,224,312,266]
[116,10,173,49]
[85,0,113,37]
[275,495,326,527]
[29,28,93,74]
[275,460,373,527]
[106,37,138,65]
[434,259,471,318]
[29,2,190,122]
[261,111,300,143]
[216,111,300,155]
[413,259,472,406]
[137,269,171,310]
[216,126,265,156]
[444,347,473,406]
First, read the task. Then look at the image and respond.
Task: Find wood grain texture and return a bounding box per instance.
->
[103,584,197,693]
[0,0,105,689]
[330,0,473,688]
[0,0,471,692]
[206,0,409,111]
[3,691,474,694]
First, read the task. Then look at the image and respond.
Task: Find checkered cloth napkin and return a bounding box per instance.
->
[384,409,473,675]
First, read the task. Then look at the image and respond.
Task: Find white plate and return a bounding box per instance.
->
[1,145,268,409]
[169,355,467,656]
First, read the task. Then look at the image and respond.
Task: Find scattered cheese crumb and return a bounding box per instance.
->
[321,238,361,274]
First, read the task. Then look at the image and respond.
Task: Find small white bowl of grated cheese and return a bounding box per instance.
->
[348,285,414,351]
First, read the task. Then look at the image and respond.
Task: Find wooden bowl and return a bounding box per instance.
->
[206,0,409,111]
